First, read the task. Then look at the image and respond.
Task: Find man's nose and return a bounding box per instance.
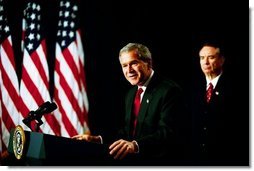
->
[127,65,133,72]
[203,57,209,64]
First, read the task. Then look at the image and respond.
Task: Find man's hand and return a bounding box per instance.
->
[71,134,102,144]
[109,139,137,160]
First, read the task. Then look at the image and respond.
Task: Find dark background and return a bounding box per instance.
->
[3,0,249,139]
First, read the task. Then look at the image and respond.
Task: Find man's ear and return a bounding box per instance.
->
[147,59,152,69]
[221,56,225,65]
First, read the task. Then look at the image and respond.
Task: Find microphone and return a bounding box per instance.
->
[34,101,57,116]
[22,101,58,132]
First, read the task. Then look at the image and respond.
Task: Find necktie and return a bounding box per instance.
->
[132,88,143,136]
[206,82,213,103]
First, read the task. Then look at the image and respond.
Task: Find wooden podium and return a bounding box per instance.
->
[7,126,113,165]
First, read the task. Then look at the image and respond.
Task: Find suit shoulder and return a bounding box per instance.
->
[159,76,182,91]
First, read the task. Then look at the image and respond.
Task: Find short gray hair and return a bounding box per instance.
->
[119,43,152,67]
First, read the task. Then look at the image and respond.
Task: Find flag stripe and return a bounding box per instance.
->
[54,87,78,136]
[76,30,89,127]
[29,41,49,90]
[0,53,20,112]
[19,1,60,135]
[0,0,21,153]
[1,37,15,68]
[1,101,15,134]
[0,70,20,124]
[56,67,83,134]
[53,0,90,137]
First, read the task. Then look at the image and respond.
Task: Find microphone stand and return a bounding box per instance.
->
[22,110,44,132]
[22,101,57,132]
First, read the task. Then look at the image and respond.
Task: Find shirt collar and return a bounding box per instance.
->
[138,69,154,91]
[206,72,222,89]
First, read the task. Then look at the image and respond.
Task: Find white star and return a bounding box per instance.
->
[65,2,70,8]
[30,23,35,30]
[32,3,36,10]
[4,25,9,32]
[73,5,78,11]
[58,21,62,26]
[57,30,61,36]
[27,43,33,50]
[69,31,74,38]
[70,21,75,28]
[59,10,63,17]
[28,33,35,40]
[62,30,67,37]
[64,11,70,17]
[63,21,68,27]
[27,2,31,8]
[60,1,64,7]
[71,13,76,19]
[30,13,36,20]
[61,40,66,46]
[0,15,3,21]
[37,5,40,11]
[37,34,40,40]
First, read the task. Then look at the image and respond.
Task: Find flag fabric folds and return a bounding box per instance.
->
[53,0,90,137]
[0,0,90,154]
[0,0,21,152]
[19,1,60,135]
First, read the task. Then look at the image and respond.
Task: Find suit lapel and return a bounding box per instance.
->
[125,87,137,135]
[209,74,225,104]
[135,73,160,137]
[135,92,152,136]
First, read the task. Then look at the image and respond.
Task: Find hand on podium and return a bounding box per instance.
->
[109,139,138,160]
[71,134,102,144]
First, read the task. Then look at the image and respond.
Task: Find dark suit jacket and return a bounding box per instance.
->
[116,72,189,165]
[190,72,249,166]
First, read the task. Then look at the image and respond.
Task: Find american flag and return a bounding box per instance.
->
[19,1,60,135]
[54,0,90,137]
[0,0,21,153]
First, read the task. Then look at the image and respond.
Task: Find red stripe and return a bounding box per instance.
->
[29,47,49,90]
[21,67,44,105]
[21,67,60,134]
[62,48,82,90]
[0,116,3,152]
[0,63,20,113]
[54,58,79,136]
[2,38,16,69]
[55,49,83,124]
[1,102,16,132]
[54,87,78,136]
[59,71,83,124]
[41,39,47,59]
[79,58,88,91]
[55,53,83,124]
[78,52,89,124]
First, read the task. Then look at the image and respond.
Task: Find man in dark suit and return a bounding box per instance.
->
[73,43,188,165]
[190,41,249,165]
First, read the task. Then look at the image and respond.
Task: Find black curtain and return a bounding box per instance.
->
[3,0,249,139]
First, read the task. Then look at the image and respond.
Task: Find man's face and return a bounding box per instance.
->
[199,46,224,77]
[119,50,151,86]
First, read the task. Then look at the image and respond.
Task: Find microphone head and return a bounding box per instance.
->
[38,101,51,110]
[43,102,57,114]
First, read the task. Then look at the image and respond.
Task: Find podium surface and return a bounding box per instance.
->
[7,128,112,165]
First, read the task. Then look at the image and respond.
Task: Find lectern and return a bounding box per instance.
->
[7,126,113,165]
